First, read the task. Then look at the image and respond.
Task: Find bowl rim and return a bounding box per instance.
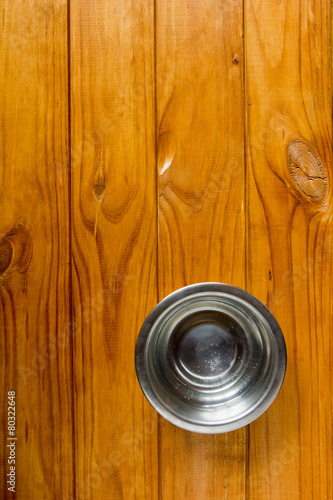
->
[135,282,287,434]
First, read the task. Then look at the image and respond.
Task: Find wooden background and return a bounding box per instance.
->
[1,0,332,498]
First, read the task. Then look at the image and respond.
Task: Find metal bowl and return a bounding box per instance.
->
[135,283,287,433]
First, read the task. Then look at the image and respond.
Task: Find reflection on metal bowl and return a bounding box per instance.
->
[135,283,287,434]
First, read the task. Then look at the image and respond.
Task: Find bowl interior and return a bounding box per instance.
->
[135,284,286,433]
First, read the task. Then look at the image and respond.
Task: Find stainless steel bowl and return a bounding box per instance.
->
[135,283,287,433]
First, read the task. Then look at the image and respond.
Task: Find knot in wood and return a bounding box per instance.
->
[0,218,32,285]
[287,140,327,201]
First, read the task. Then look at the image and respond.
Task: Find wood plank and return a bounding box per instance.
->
[70,1,158,498]
[156,0,246,498]
[0,1,73,498]
[246,0,333,498]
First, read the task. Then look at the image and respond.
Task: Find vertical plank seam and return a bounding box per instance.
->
[244,0,248,292]
[154,0,160,317]
[154,0,162,499]
[329,5,333,494]
[243,0,249,499]
[67,0,76,498]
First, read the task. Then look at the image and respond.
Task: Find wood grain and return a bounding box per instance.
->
[70,1,158,498]
[0,0,73,498]
[1,1,332,498]
[156,0,246,498]
[246,0,333,498]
